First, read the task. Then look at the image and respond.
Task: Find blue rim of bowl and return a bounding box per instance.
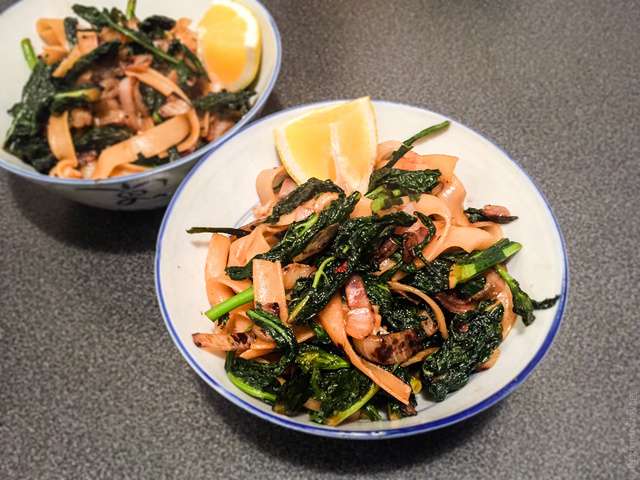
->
[154,100,569,440]
[0,0,282,187]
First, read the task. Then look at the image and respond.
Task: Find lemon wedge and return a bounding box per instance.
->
[197,0,261,92]
[274,97,377,193]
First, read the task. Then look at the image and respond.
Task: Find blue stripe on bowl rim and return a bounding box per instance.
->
[0,0,282,187]
[154,100,569,440]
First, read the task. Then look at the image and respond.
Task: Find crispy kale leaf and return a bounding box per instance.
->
[73,125,134,152]
[139,15,175,38]
[63,41,121,83]
[193,89,255,115]
[3,62,57,171]
[364,277,426,332]
[422,302,503,401]
[72,5,198,76]
[465,207,518,224]
[264,178,344,224]
[495,264,559,326]
[367,168,441,212]
[226,192,360,280]
[225,309,296,404]
[50,86,101,114]
[287,212,416,324]
[64,17,79,46]
[310,368,375,425]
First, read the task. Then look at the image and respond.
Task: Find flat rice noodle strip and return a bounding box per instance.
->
[388,282,448,340]
[405,194,452,261]
[177,109,200,152]
[51,158,82,179]
[205,234,235,306]
[47,112,81,178]
[131,115,190,157]
[431,224,498,258]
[282,263,316,290]
[256,166,286,205]
[42,46,67,64]
[118,77,137,116]
[91,140,137,180]
[227,224,279,267]
[319,295,411,405]
[400,347,439,367]
[36,19,67,48]
[238,326,315,360]
[274,192,339,226]
[125,68,190,102]
[396,154,458,184]
[92,115,190,179]
[375,140,402,166]
[252,259,289,323]
[226,310,253,334]
[473,221,504,244]
[111,163,147,177]
[77,31,98,54]
[437,175,469,226]
[484,271,516,339]
[53,45,83,77]
[192,332,251,352]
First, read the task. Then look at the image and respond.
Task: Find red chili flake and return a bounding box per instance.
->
[458,323,469,333]
[335,261,349,273]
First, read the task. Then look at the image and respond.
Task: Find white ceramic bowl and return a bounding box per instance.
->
[155,100,569,439]
[0,0,281,210]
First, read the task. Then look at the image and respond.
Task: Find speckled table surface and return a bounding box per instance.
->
[1,0,638,479]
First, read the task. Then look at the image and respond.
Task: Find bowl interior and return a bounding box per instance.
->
[0,0,280,178]
[156,100,567,438]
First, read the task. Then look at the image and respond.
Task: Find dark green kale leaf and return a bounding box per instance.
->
[273,372,311,416]
[63,41,121,83]
[453,275,486,299]
[363,277,427,332]
[408,257,455,295]
[73,125,134,152]
[366,168,441,212]
[224,352,283,404]
[264,178,344,224]
[287,212,416,324]
[310,368,376,425]
[295,345,349,373]
[384,367,417,419]
[50,86,101,114]
[167,40,208,80]
[72,5,199,75]
[422,302,503,401]
[226,192,360,280]
[379,121,450,170]
[225,309,297,404]
[408,239,522,295]
[274,345,350,416]
[465,207,518,224]
[4,61,57,170]
[193,89,256,115]
[139,15,175,39]
[495,264,559,326]
[64,17,79,46]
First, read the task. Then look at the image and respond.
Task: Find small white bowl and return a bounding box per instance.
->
[0,0,281,210]
[155,100,569,439]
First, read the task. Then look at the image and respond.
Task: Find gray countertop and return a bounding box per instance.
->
[1,1,638,479]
